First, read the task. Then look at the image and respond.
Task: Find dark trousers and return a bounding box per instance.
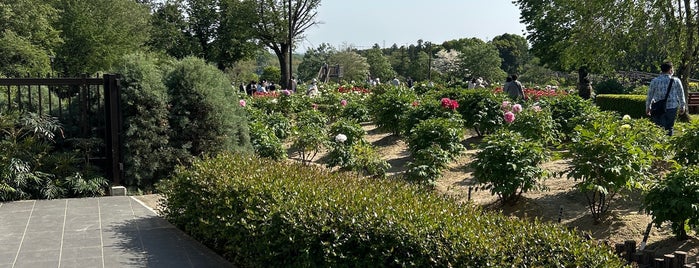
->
[652,108,678,136]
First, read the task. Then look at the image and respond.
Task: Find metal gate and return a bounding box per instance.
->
[0,74,123,185]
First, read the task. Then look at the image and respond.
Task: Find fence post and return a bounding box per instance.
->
[104,74,122,186]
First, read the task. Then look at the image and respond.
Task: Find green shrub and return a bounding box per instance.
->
[504,103,560,146]
[165,57,252,160]
[248,121,287,160]
[115,53,173,188]
[291,109,328,164]
[401,98,463,137]
[643,166,699,240]
[567,112,666,222]
[454,89,508,136]
[368,87,418,135]
[594,78,627,94]
[471,130,550,204]
[672,120,699,165]
[407,117,465,158]
[0,112,107,201]
[158,153,626,267]
[404,144,451,185]
[541,94,600,139]
[595,94,646,118]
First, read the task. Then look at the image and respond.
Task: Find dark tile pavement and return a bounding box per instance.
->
[0,196,234,268]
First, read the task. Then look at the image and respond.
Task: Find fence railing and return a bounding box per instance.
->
[0,74,123,185]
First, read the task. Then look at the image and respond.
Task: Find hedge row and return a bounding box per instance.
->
[158,153,625,267]
[595,94,647,118]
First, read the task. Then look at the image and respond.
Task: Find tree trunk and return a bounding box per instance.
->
[273,43,290,89]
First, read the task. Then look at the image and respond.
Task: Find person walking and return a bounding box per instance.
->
[503,74,525,100]
[646,61,686,136]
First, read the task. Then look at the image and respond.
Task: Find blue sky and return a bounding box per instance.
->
[299,0,527,51]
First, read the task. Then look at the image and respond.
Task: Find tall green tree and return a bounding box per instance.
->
[0,0,61,76]
[514,0,699,93]
[328,50,369,83]
[297,43,333,82]
[248,0,322,89]
[364,45,395,82]
[491,33,530,75]
[458,39,506,84]
[54,0,151,75]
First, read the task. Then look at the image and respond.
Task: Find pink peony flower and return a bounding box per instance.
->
[532,105,542,112]
[501,101,511,110]
[412,100,420,107]
[504,111,515,123]
[441,98,451,108]
[340,99,348,107]
[512,104,523,113]
[441,98,459,110]
[281,89,291,96]
[449,99,459,110]
[239,99,246,107]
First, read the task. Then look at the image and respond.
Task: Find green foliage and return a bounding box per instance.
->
[340,97,371,123]
[505,103,560,145]
[471,130,550,204]
[595,94,646,118]
[455,89,508,136]
[261,65,281,85]
[165,57,252,161]
[491,33,531,75]
[672,120,699,165]
[594,78,629,95]
[368,87,418,135]
[458,40,507,83]
[407,118,465,158]
[114,53,173,188]
[328,50,370,83]
[158,153,626,267]
[541,93,600,139]
[55,0,151,75]
[0,112,106,201]
[566,112,666,222]
[291,109,327,164]
[248,121,286,160]
[405,144,451,185]
[643,166,699,240]
[401,98,463,137]
[364,46,396,82]
[323,118,389,177]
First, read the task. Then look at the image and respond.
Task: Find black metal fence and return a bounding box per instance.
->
[0,74,123,185]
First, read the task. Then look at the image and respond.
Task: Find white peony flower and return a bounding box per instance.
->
[335,134,347,143]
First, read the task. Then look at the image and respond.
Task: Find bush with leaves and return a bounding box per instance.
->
[407,117,465,158]
[471,129,550,204]
[503,102,560,146]
[453,89,508,136]
[158,153,625,267]
[114,53,173,188]
[0,112,107,201]
[323,119,388,177]
[566,112,666,222]
[671,120,699,165]
[367,87,418,135]
[541,94,600,140]
[165,57,252,161]
[248,121,287,160]
[291,109,328,164]
[405,144,452,185]
[401,98,463,137]
[643,166,699,240]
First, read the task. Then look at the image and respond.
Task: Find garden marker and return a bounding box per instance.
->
[639,222,653,250]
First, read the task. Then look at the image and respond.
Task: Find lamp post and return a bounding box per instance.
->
[288,0,293,90]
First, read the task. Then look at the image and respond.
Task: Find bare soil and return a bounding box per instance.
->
[137,123,699,263]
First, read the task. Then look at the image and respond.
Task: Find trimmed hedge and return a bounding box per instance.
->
[158,153,625,267]
[595,94,646,118]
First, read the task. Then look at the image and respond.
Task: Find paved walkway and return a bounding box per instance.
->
[0,196,234,268]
